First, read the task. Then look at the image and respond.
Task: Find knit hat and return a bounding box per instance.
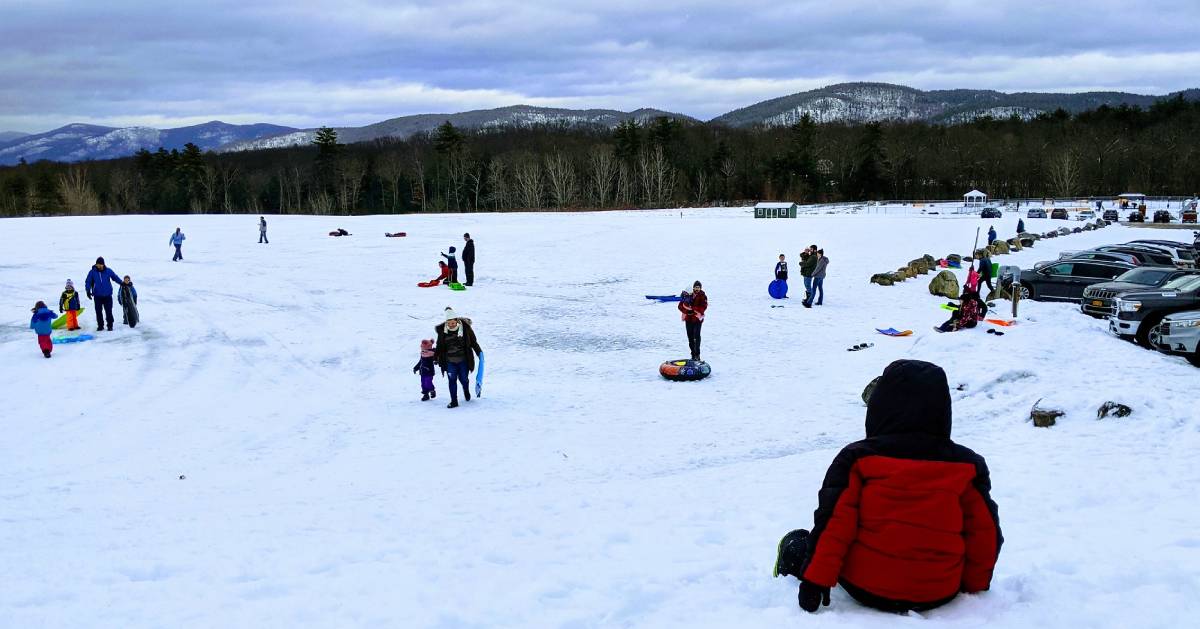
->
[65,279,74,289]
[444,307,458,322]
[96,256,105,265]
[420,339,435,357]
[693,280,702,289]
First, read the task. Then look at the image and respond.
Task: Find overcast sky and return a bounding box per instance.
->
[2,0,1199,133]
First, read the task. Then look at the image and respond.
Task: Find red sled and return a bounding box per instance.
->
[417,280,442,287]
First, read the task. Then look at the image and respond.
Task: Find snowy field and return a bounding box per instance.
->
[2,209,1198,628]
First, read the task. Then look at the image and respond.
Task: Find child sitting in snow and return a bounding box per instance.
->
[774,359,1002,614]
[937,287,987,332]
[59,280,81,331]
[412,339,437,401]
[29,301,58,358]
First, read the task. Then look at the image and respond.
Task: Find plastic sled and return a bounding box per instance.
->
[51,307,85,330]
[384,232,407,238]
[876,328,913,337]
[449,282,466,291]
[768,279,788,299]
[475,351,485,398]
[417,280,442,287]
[986,319,1016,327]
[52,334,94,344]
[941,303,960,311]
[645,295,683,302]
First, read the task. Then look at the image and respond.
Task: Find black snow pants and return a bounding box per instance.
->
[685,320,703,360]
[94,295,114,329]
[464,260,474,286]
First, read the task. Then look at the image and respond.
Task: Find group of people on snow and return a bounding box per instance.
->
[773,245,829,307]
[437,233,477,287]
[29,256,139,357]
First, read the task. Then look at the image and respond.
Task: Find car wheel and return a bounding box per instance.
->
[1018,283,1033,300]
[1135,316,1164,349]
[1189,349,1200,368]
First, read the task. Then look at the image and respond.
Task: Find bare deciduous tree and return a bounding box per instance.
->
[376,151,406,213]
[513,155,544,209]
[544,151,578,209]
[587,146,617,208]
[1046,150,1079,198]
[58,166,100,215]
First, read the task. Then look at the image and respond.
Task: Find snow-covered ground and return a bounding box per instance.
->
[2,209,1198,628]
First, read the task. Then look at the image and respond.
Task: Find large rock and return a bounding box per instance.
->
[1097,401,1132,419]
[870,273,895,286]
[1030,400,1064,427]
[922,254,936,266]
[1072,227,1083,234]
[974,247,991,260]
[929,270,961,299]
[991,240,1010,254]
[1083,223,1095,231]
[1006,237,1022,251]
[909,258,931,275]
[898,266,915,279]
[986,285,1014,301]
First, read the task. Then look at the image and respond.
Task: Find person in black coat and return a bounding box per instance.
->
[462,233,476,286]
[775,254,788,280]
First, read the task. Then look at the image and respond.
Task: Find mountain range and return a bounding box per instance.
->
[3,83,1198,165]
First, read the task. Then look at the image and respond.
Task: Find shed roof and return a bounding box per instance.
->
[755,202,796,208]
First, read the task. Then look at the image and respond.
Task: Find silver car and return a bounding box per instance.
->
[1153,309,1200,366]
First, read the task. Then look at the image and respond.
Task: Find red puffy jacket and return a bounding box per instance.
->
[800,360,1002,609]
[678,290,707,322]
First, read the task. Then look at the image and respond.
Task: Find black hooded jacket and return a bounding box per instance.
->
[798,360,1003,610]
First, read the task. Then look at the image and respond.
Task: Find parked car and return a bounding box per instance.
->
[1184,208,1198,223]
[1110,274,1200,347]
[1128,211,1145,222]
[1153,210,1173,223]
[1123,240,1196,268]
[980,207,1003,219]
[1051,208,1070,220]
[1053,250,1142,266]
[1012,259,1136,301]
[1026,208,1048,218]
[1080,267,1199,317]
[1093,245,1178,267]
[1077,210,1097,221]
[1152,309,1200,366]
[1102,209,1120,222]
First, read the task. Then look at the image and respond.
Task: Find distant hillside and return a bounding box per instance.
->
[710,82,1200,127]
[0,131,28,143]
[220,105,696,152]
[0,121,298,165]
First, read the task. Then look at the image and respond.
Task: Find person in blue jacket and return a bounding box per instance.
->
[170,227,186,261]
[30,301,57,358]
[987,225,997,245]
[85,256,122,331]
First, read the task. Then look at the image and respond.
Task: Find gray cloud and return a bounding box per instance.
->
[1,0,1198,132]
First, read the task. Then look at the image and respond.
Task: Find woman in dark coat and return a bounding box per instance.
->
[434,307,483,409]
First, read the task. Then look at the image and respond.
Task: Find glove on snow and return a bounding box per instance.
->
[798,581,830,613]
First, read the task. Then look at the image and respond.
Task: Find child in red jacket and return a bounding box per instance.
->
[678,280,707,361]
[774,359,1002,613]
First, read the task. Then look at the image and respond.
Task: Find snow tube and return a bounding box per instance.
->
[769,279,788,299]
[660,359,711,382]
[52,334,94,344]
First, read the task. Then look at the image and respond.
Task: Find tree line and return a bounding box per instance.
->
[3,95,1200,217]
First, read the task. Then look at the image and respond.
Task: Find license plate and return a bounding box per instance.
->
[1092,300,1103,306]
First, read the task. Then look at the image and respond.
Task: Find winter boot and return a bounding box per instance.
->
[422,392,430,401]
[773,529,811,578]
[447,400,459,409]
[430,389,437,399]
[464,388,471,402]
[43,350,52,358]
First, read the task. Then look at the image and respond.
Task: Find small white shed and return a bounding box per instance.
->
[963,190,988,207]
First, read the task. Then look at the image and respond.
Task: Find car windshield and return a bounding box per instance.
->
[1115,268,1170,285]
[1161,275,1200,291]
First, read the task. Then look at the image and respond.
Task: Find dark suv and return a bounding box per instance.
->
[1153,210,1173,223]
[1102,209,1120,222]
[980,207,1002,218]
[1081,267,1199,317]
[1128,211,1145,222]
[1013,260,1136,301]
[1110,274,1200,346]
[1051,208,1069,220]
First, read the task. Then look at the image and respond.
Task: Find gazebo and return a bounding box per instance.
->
[963,190,988,207]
